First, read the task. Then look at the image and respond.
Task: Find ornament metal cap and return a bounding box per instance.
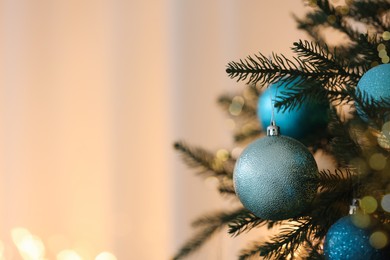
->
[267,121,280,136]
[349,198,360,215]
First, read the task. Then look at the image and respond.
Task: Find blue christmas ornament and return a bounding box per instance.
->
[233,123,318,220]
[324,215,387,260]
[356,64,390,121]
[257,78,328,139]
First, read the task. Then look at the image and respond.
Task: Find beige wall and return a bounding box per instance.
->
[0,1,309,259]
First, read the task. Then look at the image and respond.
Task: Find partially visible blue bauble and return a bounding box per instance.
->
[356,64,390,122]
[233,135,318,220]
[257,78,329,139]
[324,215,386,260]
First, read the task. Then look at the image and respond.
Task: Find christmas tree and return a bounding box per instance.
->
[173,0,390,259]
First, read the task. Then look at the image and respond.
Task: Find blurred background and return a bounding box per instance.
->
[0,0,311,259]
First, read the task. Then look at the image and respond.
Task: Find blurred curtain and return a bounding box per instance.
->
[0,0,306,259]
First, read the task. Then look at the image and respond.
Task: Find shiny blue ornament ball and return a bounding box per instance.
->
[233,135,318,220]
[257,78,329,139]
[324,215,386,260]
[356,64,390,121]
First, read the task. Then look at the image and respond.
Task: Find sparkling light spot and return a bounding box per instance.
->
[11,227,45,260]
[370,231,388,249]
[369,153,387,171]
[377,43,386,51]
[383,31,390,41]
[382,55,390,64]
[351,213,371,228]
[57,250,82,260]
[95,252,117,260]
[378,49,387,58]
[360,196,378,214]
[381,194,390,212]
[216,149,229,161]
[229,96,245,116]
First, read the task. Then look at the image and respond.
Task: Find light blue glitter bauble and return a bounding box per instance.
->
[324,215,386,260]
[356,64,390,121]
[233,135,318,220]
[257,78,329,139]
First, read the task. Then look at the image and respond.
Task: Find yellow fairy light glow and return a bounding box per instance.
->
[351,212,371,228]
[11,227,46,260]
[360,196,378,214]
[216,149,229,161]
[57,250,83,260]
[382,56,390,64]
[377,43,386,51]
[95,252,117,260]
[229,96,245,116]
[383,31,390,41]
[381,194,390,212]
[370,231,388,249]
[378,49,387,58]
[369,153,387,171]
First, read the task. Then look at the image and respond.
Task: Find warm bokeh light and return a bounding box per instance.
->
[229,96,245,116]
[383,31,390,41]
[360,196,378,214]
[370,231,388,249]
[369,153,387,171]
[351,213,371,228]
[216,149,230,161]
[57,250,82,260]
[95,252,117,260]
[381,194,390,212]
[11,227,46,260]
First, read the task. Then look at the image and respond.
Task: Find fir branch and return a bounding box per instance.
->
[172,208,247,260]
[218,183,236,195]
[349,0,390,32]
[174,141,233,178]
[317,168,353,192]
[239,219,315,260]
[227,212,278,237]
[296,1,360,42]
[314,0,361,39]
[353,87,390,127]
[225,43,361,88]
[327,108,363,166]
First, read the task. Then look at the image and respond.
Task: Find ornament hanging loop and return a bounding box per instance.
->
[267,121,280,136]
[349,198,360,215]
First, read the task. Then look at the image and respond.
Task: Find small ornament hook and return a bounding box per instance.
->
[349,198,360,215]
